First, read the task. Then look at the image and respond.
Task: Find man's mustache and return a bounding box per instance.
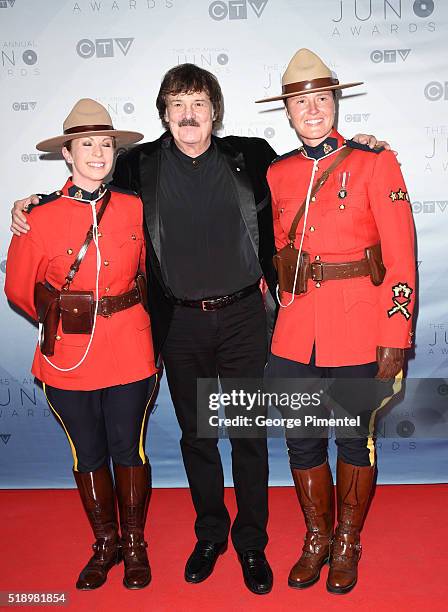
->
[178,118,200,128]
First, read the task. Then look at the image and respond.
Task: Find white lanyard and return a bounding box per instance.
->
[276,145,346,308]
[39,196,103,371]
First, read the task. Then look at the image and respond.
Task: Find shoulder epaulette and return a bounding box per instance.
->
[26,190,62,214]
[270,148,301,165]
[345,139,384,154]
[107,183,139,197]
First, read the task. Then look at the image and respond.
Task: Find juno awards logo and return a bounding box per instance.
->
[330,0,436,37]
[332,0,434,21]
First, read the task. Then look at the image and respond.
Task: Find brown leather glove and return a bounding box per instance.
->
[376,346,404,379]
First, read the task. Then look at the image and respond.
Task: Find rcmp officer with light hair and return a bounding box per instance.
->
[259,49,416,594]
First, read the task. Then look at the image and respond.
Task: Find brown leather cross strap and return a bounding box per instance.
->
[64,190,111,288]
[287,147,353,243]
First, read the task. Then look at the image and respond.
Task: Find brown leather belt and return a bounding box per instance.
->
[97,286,141,317]
[307,257,370,283]
[173,282,259,311]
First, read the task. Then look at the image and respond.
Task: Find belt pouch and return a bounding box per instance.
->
[273,246,309,295]
[59,291,94,334]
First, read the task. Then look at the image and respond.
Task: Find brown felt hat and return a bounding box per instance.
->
[36,98,144,152]
[255,48,363,103]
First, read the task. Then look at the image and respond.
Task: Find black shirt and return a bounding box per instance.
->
[158,140,262,300]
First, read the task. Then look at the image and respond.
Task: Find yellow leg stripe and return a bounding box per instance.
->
[366,370,403,466]
[138,373,159,464]
[43,383,79,472]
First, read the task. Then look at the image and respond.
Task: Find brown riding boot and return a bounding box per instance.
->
[73,464,121,590]
[327,459,375,595]
[288,462,334,589]
[114,463,152,589]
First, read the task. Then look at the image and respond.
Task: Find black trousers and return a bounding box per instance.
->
[44,375,157,473]
[162,290,269,553]
[265,352,388,469]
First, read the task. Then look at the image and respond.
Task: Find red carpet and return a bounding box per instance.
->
[0,485,447,611]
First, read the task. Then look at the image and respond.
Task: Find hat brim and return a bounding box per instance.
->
[36,129,144,153]
[255,81,363,103]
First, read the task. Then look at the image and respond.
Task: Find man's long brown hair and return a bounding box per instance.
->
[156,63,224,130]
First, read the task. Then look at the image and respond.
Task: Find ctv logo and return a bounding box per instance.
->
[370,49,411,62]
[424,82,448,101]
[13,101,37,111]
[76,38,134,59]
[209,0,268,20]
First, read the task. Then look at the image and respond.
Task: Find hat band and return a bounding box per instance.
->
[282,76,339,95]
[63,124,114,135]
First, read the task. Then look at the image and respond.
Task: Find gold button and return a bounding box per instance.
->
[131,234,136,240]
[56,335,61,341]
[104,260,109,267]
[311,197,316,202]
[339,204,345,210]
[56,191,62,196]
[315,282,321,288]
[309,226,315,232]
[67,248,73,255]
[98,232,102,238]
[280,208,284,213]
[105,287,110,292]
[73,308,78,314]
[315,255,321,261]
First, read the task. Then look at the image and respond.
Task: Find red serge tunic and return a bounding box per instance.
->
[267,131,416,367]
[5,179,157,390]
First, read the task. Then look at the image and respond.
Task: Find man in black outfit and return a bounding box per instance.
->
[112,64,277,594]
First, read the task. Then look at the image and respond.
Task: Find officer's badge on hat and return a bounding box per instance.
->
[36,98,144,152]
[255,48,363,103]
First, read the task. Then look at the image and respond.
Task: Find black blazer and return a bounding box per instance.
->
[112,132,277,362]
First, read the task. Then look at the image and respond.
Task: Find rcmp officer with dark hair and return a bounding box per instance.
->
[5,99,158,591]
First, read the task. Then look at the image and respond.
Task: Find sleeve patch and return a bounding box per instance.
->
[387,283,413,320]
[389,188,409,202]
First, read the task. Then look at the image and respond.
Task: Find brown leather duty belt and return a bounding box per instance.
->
[307,257,371,283]
[97,286,141,317]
